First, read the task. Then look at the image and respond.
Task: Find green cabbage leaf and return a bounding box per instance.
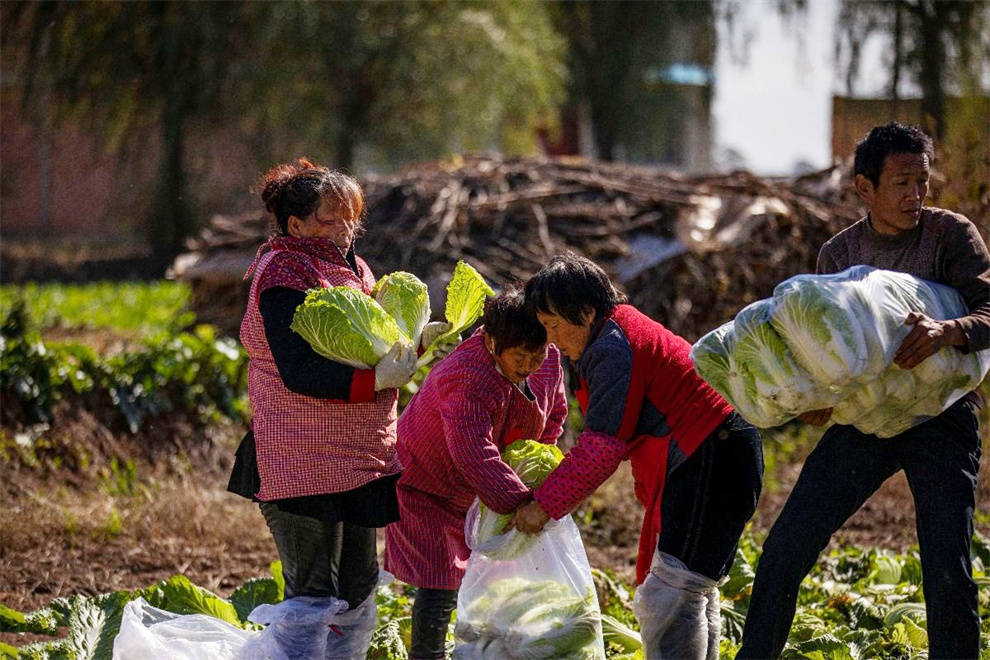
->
[474,439,564,560]
[372,271,431,349]
[290,286,407,369]
[417,260,494,368]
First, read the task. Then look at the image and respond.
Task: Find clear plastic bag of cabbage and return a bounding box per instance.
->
[456,499,605,659]
[290,286,410,368]
[470,439,564,561]
[692,265,990,438]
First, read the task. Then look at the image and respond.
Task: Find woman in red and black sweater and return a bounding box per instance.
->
[516,253,764,660]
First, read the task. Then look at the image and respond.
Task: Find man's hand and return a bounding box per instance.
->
[374,342,417,391]
[509,500,551,535]
[798,408,833,426]
[894,313,964,370]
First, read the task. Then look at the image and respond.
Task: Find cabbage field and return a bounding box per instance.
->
[2,281,989,658]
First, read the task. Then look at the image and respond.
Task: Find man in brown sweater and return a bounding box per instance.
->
[739,122,990,659]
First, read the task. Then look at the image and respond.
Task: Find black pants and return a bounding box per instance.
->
[410,587,458,660]
[259,503,380,607]
[738,398,982,659]
[659,412,765,581]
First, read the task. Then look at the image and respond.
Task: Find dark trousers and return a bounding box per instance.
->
[659,412,765,581]
[259,503,380,608]
[738,398,982,659]
[410,587,458,660]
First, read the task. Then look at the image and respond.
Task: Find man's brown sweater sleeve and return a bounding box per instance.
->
[944,220,990,353]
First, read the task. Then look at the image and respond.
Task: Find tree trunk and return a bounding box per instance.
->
[917,2,947,140]
[150,99,192,266]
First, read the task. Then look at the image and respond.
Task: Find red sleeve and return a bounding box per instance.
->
[349,368,377,403]
[533,429,627,519]
[439,374,532,515]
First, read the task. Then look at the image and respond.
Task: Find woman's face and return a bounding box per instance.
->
[536,308,593,362]
[288,197,361,249]
[486,336,548,384]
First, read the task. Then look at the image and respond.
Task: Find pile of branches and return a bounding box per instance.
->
[173,154,866,340]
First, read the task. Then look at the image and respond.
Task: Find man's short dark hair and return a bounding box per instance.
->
[482,286,546,353]
[854,122,934,186]
[524,253,627,326]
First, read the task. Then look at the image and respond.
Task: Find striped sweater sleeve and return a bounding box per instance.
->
[438,372,531,515]
[534,337,632,518]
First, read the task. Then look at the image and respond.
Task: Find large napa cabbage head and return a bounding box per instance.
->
[692,320,790,428]
[290,286,407,368]
[731,300,825,415]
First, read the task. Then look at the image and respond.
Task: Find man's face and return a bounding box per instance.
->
[855,151,930,235]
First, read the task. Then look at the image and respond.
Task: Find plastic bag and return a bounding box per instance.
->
[113,572,391,660]
[692,266,990,437]
[113,598,256,660]
[242,571,391,660]
[454,499,605,659]
[633,550,720,660]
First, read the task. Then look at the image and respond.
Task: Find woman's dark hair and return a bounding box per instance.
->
[482,286,546,354]
[258,158,365,235]
[525,253,626,325]
[854,123,934,186]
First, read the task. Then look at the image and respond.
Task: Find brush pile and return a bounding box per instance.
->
[171,154,865,340]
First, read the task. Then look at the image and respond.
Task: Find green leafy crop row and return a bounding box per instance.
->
[4,533,989,659]
[1,302,247,435]
[0,282,194,336]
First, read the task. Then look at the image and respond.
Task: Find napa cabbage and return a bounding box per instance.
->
[691,321,792,428]
[770,271,875,391]
[474,439,564,560]
[456,579,602,659]
[290,286,407,368]
[372,271,430,349]
[731,300,823,415]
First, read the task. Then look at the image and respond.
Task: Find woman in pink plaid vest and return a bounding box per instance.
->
[384,288,568,660]
[227,159,449,652]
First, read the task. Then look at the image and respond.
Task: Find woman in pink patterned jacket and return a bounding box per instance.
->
[227,159,449,646]
[384,288,569,660]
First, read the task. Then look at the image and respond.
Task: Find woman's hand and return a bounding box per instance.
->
[374,342,417,391]
[798,408,833,426]
[510,500,551,535]
[421,321,461,359]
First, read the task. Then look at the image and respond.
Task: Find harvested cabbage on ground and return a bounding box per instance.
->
[473,440,564,560]
[454,578,601,659]
[691,266,990,438]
